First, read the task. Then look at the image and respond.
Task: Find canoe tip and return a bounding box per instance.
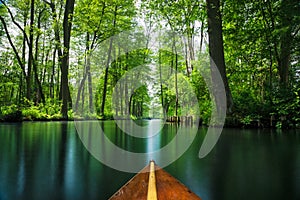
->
[149,160,155,164]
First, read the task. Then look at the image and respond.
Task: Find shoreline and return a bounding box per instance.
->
[1,117,299,129]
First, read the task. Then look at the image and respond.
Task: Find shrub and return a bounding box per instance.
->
[0,105,22,122]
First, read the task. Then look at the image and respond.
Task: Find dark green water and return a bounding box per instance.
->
[0,121,299,200]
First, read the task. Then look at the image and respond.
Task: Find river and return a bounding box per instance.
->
[0,121,299,200]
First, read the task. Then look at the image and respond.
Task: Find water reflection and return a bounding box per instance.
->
[165,128,300,200]
[75,120,198,172]
[0,122,299,200]
[0,122,132,200]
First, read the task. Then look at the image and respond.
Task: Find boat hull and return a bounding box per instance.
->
[109,162,201,200]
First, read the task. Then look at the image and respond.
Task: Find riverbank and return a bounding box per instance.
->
[1,111,299,129]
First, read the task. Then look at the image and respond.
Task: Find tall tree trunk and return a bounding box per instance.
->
[184,40,190,77]
[18,73,23,104]
[86,39,93,113]
[48,1,63,59]
[56,59,60,100]
[188,32,194,71]
[75,32,90,113]
[45,0,64,101]
[100,5,117,117]
[159,50,165,119]
[129,91,134,116]
[172,37,179,118]
[200,22,204,52]
[73,2,105,114]
[50,48,56,99]
[124,52,129,117]
[75,66,87,112]
[260,2,274,103]
[207,0,233,113]
[100,37,113,117]
[33,10,45,104]
[175,53,179,118]
[61,0,75,119]
[114,83,119,117]
[120,61,124,116]
[81,81,85,113]
[278,30,292,89]
[26,0,35,101]
[20,14,27,103]
[141,97,144,117]
[265,0,298,91]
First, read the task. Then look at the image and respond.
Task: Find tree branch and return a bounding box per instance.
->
[292,25,300,38]
[0,16,27,77]
[42,0,52,6]
[0,0,30,47]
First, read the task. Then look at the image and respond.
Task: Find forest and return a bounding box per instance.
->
[0,0,299,129]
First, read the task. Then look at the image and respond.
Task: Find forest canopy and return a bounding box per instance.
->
[0,0,299,128]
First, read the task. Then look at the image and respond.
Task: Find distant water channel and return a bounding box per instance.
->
[0,121,299,200]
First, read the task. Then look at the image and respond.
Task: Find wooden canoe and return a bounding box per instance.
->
[109,161,201,200]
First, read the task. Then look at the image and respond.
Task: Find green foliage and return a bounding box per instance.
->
[0,99,64,121]
[21,99,62,120]
[190,65,211,125]
[22,106,42,120]
[222,0,300,128]
[272,87,300,128]
[0,104,22,122]
[199,100,211,125]
[241,114,262,126]
[0,0,299,129]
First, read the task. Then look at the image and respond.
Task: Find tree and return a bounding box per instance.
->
[0,0,31,101]
[275,0,300,89]
[100,5,117,117]
[206,0,233,113]
[0,0,299,126]
[60,0,75,119]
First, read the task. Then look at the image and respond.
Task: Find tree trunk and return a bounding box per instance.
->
[100,37,113,117]
[206,0,233,113]
[129,93,133,116]
[47,0,64,101]
[86,35,93,113]
[50,48,56,99]
[172,37,179,117]
[159,50,165,119]
[175,53,179,117]
[20,14,27,103]
[100,5,118,117]
[61,0,75,119]
[75,67,87,113]
[33,10,45,104]
[75,32,90,113]
[81,81,85,113]
[200,22,204,52]
[278,30,292,89]
[124,52,129,117]
[26,0,35,101]
[188,33,194,71]
[56,59,60,100]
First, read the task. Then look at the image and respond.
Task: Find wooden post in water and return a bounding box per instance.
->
[147,161,157,200]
